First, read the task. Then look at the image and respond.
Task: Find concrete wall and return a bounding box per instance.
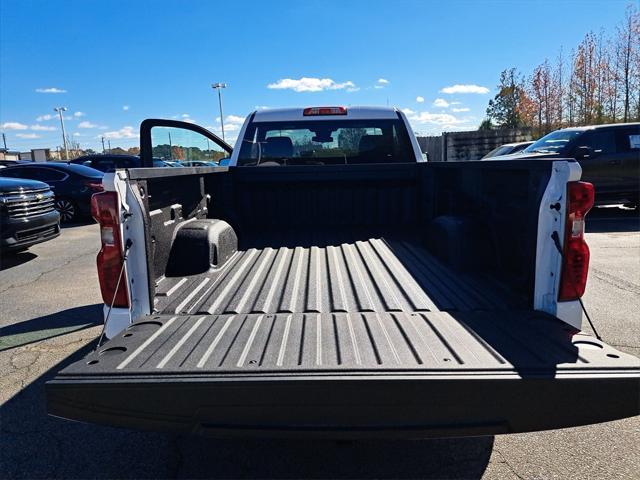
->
[417,128,533,161]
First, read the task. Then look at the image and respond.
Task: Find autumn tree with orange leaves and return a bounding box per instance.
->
[482,4,639,131]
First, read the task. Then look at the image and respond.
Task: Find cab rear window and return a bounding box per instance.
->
[237,119,413,166]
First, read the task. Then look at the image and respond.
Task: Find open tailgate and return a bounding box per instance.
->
[47,311,640,438]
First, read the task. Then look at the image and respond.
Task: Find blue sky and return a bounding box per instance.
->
[0,0,631,151]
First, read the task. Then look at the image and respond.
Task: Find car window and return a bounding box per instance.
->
[578,131,616,155]
[93,159,115,172]
[524,130,583,154]
[24,168,66,182]
[615,127,640,152]
[0,167,28,178]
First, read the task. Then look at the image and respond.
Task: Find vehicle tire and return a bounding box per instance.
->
[54,198,77,223]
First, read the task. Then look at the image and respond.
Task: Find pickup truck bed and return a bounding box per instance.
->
[153,233,520,316]
[47,162,640,437]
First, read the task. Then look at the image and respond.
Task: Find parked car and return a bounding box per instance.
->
[0,162,104,222]
[0,177,60,252]
[485,123,640,207]
[70,154,172,172]
[180,160,219,167]
[46,108,639,439]
[482,141,534,158]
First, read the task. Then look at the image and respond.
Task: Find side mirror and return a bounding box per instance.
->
[574,146,592,160]
[218,158,230,167]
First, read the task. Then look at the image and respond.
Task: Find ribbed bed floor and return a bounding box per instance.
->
[154,236,521,315]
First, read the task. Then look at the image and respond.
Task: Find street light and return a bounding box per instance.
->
[54,107,69,160]
[211,82,227,142]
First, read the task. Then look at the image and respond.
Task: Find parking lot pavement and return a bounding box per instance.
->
[1,209,638,479]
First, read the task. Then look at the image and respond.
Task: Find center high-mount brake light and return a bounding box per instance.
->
[558,181,595,301]
[303,106,347,116]
[91,191,129,308]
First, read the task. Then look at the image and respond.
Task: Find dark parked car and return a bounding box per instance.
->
[0,162,104,222]
[70,154,172,172]
[482,141,534,158]
[486,123,640,207]
[0,177,60,252]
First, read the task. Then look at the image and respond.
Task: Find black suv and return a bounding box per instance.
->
[0,163,104,222]
[487,123,640,207]
[0,177,60,252]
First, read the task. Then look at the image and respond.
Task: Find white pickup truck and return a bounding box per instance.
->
[47,106,639,438]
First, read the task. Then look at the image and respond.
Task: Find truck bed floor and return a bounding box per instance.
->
[154,236,521,315]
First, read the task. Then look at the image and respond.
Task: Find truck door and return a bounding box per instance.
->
[139,119,232,167]
[614,125,640,203]
[572,129,621,201]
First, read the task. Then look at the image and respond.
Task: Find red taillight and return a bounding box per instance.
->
[303,106,347,116]
[85,180,104,192]
[91,191,129,307]
[559,181,594,301]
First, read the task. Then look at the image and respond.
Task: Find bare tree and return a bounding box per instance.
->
[554,48,565,127]
[615,5,639,121]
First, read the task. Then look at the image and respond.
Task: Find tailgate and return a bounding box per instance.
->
[47,311,640,438]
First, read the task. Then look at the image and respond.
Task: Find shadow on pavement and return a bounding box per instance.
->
[587,206,639,233]
[60,218,96,229]
[0,304,102,352]
[1,340,494,479]
[0,251,37,271]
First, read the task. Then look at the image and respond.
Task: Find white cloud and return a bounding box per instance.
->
[267,77,356,93]
[78,121,98,129]
[451,107,470,112]
[401,108,416,115]
[416,96,425,103]
[16,133,40,139]
[433,98,450,108]
[2,122,28,130]
[225,115,245,124]
[181,113,190,118]
[440,84,490,94]
[73,132,83,137]
[36,114,55,121]
[374,78,390,89]
[74,111,85,117]
[183,118,196,124]
[216,115,245,132]
[35,87,67,93]
[122,105,130,111]
[404,110,462,125]
[103,126,138,139]
[30,124,56,131]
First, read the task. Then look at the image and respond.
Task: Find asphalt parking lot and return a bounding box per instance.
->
[1,207,639,480]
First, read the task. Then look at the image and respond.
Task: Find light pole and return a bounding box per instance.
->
[211,82,227,142]
[54,107,69,160]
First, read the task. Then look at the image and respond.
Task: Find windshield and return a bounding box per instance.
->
[484,145,514,158]
[523,130,583,154]
[236,119,413,166]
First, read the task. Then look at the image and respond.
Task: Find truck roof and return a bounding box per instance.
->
[252,106,400,122]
